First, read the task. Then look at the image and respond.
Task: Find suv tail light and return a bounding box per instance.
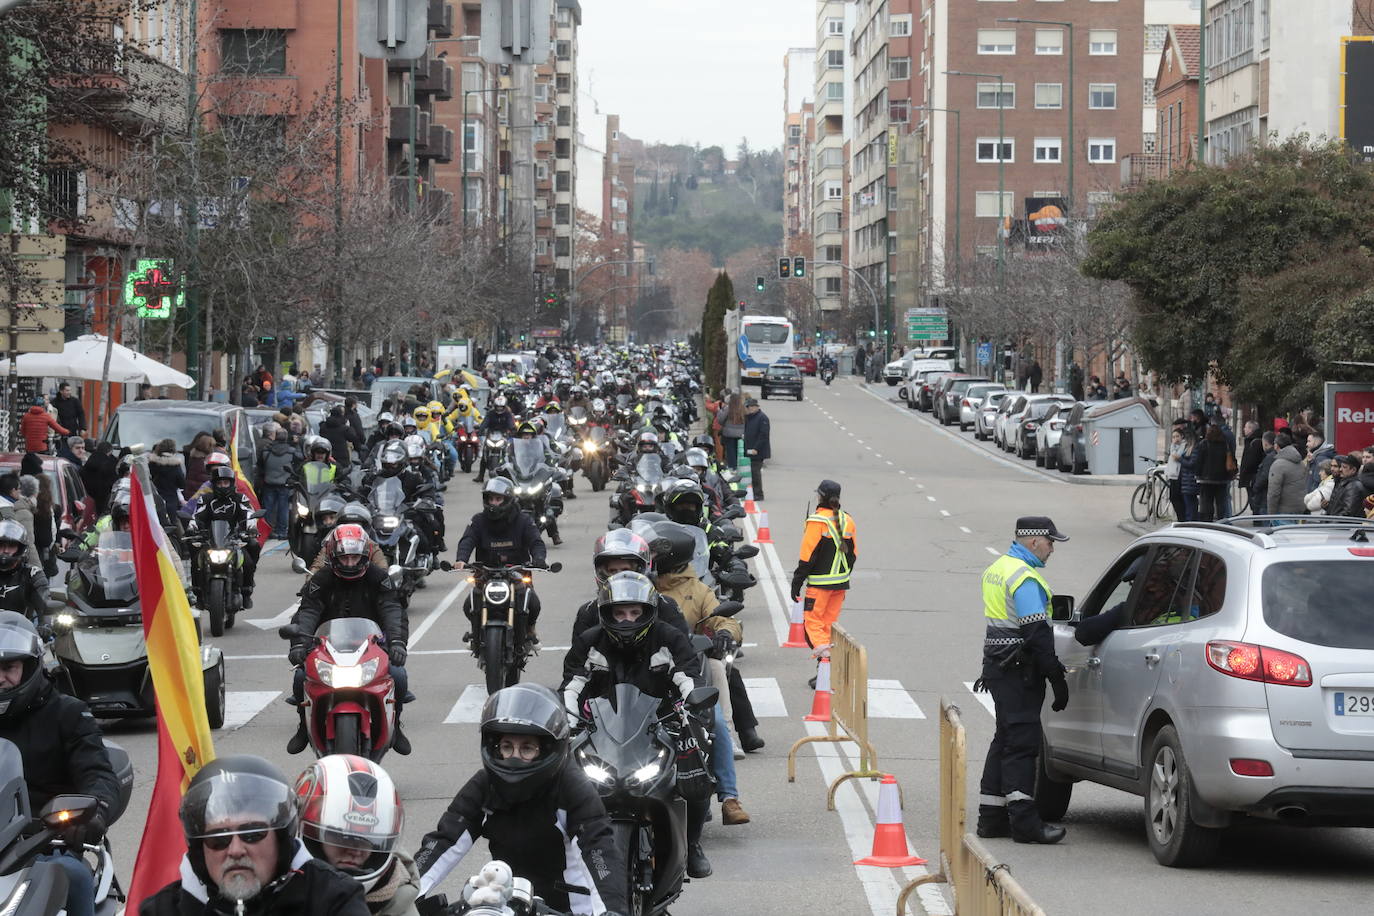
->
[1229,758,1274,777]
[1206,641,1312,687]
[962,398,972,407]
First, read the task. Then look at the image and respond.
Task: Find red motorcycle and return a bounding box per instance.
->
[456,426,481,474]
[281,617,397,761]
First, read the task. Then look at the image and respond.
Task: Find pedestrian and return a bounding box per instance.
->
[1303,460,1336,515]
[1267,432,1308,515]
[80,442,118,515]
[1087,375,1107,400]
[31,472,57,578]
[0,475,42,569]
[319,405,361,471]
[1068,363,1084,402]
[50,383,85,436]
[19,398,66,454]
[789,479,857,656]
[742,397,770,501]
[351,359,363,384]
[1326,454,1369,517]
[239,376,260,407]
[1194,424,1233,522]
[343,396,365,444]
[149,439,186,513]
[254,422,295,538]
[1112,373,1133,399]
[717,393,745,469]
[1251,431,1278,515]
[1165,427,1188,522]
[1176,426,1200,521]
[56,436,85,466]
[1203,392,1221,425]
[855,346,867,378]
[183,432,216,498]
[1028,361,1043,394]
[1238,420,1263,496]
[134,382,152,401]
[975,516,1069,845]
[1305,429,1336,493]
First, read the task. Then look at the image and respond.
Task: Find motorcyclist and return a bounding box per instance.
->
[660,478,741,577]
[364,413,396,462]
[682,448,737,519]
[819,352,837,376]
[455,478,548,642]
[569,528,688,638]
[0,612,119,916]
[562,572,714,880]
[191,466,261,610]
[473,397,516,483]
[0,521,49,622]
[299,439,339,490]
[370,441,444,555]
[141,754,369,915]
[626,430,671,474]
[307,501,388,574]
[295,755,419,916]
[287,525,411,756]
[413,684,628,916]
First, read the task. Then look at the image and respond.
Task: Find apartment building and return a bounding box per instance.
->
[546,0,581,292]
[918,0,1144,290]
[783,47,816,272]
[811,0,855,314]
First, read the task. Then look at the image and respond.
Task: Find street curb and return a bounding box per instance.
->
[1118,518,1168,538]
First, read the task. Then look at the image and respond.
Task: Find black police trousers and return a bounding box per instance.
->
[977,671,1046,836]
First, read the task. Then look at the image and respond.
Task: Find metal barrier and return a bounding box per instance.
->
[786,623,884,809]
[897,699,1046,916]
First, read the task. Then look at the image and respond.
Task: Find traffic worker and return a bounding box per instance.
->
[976,516,1070,846]
[789,479,857,653]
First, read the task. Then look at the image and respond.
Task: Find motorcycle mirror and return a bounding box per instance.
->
[547,561,563,573]
[712,600,744,618]
[388,564,404,584]
[278,624,302,640]
[734,545,759,559]
[685,686,719,710]
[57,527,78,542]
[290,556,307,575]
[39,794,97,829]
[56,548,82,563]
[248,509,266,520]
[725,506,745,520]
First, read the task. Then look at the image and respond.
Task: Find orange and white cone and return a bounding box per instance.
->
[743,485,757,515]
[804,657,832,722]
[755,510,772,543]
[854,774,927,867]
[782,597,808,648]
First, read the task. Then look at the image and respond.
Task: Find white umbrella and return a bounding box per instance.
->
[0,334,194,388]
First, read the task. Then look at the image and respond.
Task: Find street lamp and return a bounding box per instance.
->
[945,70,1006,286]
[998,17,1074,213]
[912,105,961,293]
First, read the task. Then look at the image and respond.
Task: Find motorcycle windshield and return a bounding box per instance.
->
[0,738,24,822]
[635,455,664,485]
[616,395,632,410]
[315,617,383,653]
[661,520,710,581]
[209,519,233,548]
[512,439,546,479]
[372,477,405,514]
[588,425,608,444]
[661,440,681,463]
[569,407,589,424]
[544,415,567,441]
[588,683,663,746]
[93,531,138,602]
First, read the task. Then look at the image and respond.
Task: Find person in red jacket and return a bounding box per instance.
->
[20,399,66,454]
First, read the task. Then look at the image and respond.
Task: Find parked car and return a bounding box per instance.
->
[1009,395,1075,460]
[761,363,804,400]
[900,365,954,407]
[791,350,819,376]
[992,394,1028,450]
[974,390,1011,440]
[1057,401,1094,474]
[937,376,992,426]
[918,371,957,412]
[960,383,1006,432]
[102,401,257,469]
[1042,517,1374,866]
[1034,402,1078,468]
[0,453,96,535]
[368,376,443,410]
[884,348,957,386]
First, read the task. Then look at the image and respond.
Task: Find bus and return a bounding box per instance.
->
[738,315,794,383]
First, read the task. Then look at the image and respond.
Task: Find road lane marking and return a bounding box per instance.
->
[410,578,472,648]
[886,460,893,466]
[962,682,996,716]
[926,496,936,503]
[939,509,951,517]
[867,680,925,718]
[985,547,1000,556]
[221,691,280,731]
[443,684,488,723]
[247,602,298,631]
[743,677,788,717]
[959,526,972,534]
[741,516,792,646]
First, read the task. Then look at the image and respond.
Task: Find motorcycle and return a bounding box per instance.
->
[280,617,397,761]
[821,364,836,386]
[456,420,481,474]
[52,529,228,728]
[187,517,254,637]
[369,476,433,605]
[580,424,611,492]
[442,861,559,916]
[504,439,563,538]
[571,684,719,916]
[0,737,134,916]
[481,431,510,479]
[289,465,342,567]
[610,454,666,527]
[428,436,453,485]
[450,562,561,695]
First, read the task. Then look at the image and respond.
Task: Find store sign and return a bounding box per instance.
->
[124,258,184,318]
[1325,382,1374,454]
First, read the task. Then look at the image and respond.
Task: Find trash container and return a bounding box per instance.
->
[837,348,855,376]
[1080,397,1161,475]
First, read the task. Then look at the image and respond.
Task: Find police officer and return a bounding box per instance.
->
[975,516,1070,845]
[789,480,857,654]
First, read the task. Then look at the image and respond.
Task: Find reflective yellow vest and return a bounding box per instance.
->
[805,510,853,587]
[982,553,1052,659]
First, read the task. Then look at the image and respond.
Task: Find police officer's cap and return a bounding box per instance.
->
[1015,516,1069,542]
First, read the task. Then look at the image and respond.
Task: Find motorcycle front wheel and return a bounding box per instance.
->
[333,712,366,758]
[483,629,507,695]
[206,579,228,637]
[613,820,649,916]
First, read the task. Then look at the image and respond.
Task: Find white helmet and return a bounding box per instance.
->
[294,755,403,892]
[403,434,427,460]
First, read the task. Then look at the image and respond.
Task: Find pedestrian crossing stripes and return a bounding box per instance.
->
[961,681,996,716]
[222,690,281,731]
[246,602,298,630]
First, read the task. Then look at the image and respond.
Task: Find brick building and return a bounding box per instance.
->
[1153,24,1201,175]
[811,0,854,318]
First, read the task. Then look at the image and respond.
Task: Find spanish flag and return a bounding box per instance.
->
[125,460,217,911]
[228,413,272,545]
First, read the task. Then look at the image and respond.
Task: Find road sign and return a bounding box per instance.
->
[358,0,430,61]
[480,0,552,65]
[977,342,992,365]
[1,330,63,353]
[906,307,948,341]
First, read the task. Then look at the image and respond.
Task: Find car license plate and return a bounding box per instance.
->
[1334,692,1374,716]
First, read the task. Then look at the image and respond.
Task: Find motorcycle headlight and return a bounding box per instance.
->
[630,762,662,783]
[582,762,614,785]
[582,440,598,452]
[317,658,379,689]
[635,484,647,493]
[207,549,231,565]
[296,502,310,517]
[380,516,400,529]
[54,613,75,629]
[486,437,502,447]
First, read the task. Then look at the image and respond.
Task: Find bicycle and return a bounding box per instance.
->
[1130,457,1175,524]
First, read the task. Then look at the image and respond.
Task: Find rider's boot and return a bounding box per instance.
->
[392,717,412,755]
[287,706,310,754]
[240,587,254,610]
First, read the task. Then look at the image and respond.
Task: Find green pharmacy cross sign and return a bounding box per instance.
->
[125,259,184,318]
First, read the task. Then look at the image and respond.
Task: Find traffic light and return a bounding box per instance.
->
[755,276,765,292]
[867,322,875,338]
[778,257,790,279]
[793,256,806,278]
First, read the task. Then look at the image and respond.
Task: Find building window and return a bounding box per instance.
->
[817,211,842,233]
[977,82,1015,109]
[1144,132,1157,154]
[826,49,844,68]
[555,138,570,158]
[1088,29,1117,55]
[533,83,548,102]
[889,15,912,37]
[219,29,286,74]
[819,146,844,168]
[1208,105,1258,165]
[1034,83,1062,109]
[977,29,1015,54]
[535,161,548,181]
[1143,77,1156,107]
[555,40,570,60]
[823,277,842,295]
[975,190,1014,218]
[557,6,572,25]
[826,17,844,36]
[824,180,843,199]
[1088,137,1116,163]
[555,237,570,256]
[888,57,911,80]
[1035,29,1063,55]
[557,106,571,126]
[1033,137,1062,162]
[826,81,844,100]
[555,171,570,191]
[464,179,482,214]
[535,239,549,256]
[889,99,909,122]
[1145,24,1168,52]
[554,203,570,224]
[556,74,570,91]
[887,186,899,209]
[1088,83,1117,109]
[534,123,550,141]
[976,138,1014,162]
[822,244,842,261]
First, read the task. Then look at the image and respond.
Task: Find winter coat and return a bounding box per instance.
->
[80,451,119,513]
[1328,474,1370,518]
[1194,437,1233,485]
[345,408,366,446]
[1251,449,1278,513]
[19,406,66,453]
[256,437,296,489]
[0,496,41,568]
[1307,443,1336,493]
[1267,446,1308,515]
[743,409,771,461]
[454,511,547,568]
[320,414,362,468]
[654,568,743,641]
[140,843,369,916]
[293,564,407,649]
[50,393,85,434]
[1178,445,1200,496]
[183,447,211,498]
[0,562,48,622]
[1304,476,1335,514]
[366,850,420,916]
[0,677,120,817]
[149,452,186,512]
[716,405,744,440]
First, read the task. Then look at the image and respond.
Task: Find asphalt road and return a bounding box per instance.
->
[100,377,1374,914]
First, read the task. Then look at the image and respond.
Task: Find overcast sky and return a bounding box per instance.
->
[576,0,813,153]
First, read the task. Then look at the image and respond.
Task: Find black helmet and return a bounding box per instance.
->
[650,523,697,575]
[683,447,709,470]
[180,755,300,885]
[338,501,372,530]
[0,520,27,573]
[0,612,45,722]
[482,477,517,522]
[515,421,538,439]
[479,684,569,805]
[592,528,651,583]
[210,465,237,497]
[379,442,406,476]
[596,571,659,648]
[662,478,705,526]
[817,479,841,500]
[690,434,714,451]
[317,493,347,528]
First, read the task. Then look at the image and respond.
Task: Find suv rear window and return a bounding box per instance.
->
[1262,561,1374,649]
[768,366,800,378]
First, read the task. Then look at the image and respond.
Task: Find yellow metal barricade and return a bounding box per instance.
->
[897,699,1046,916]
[786,624,885,809]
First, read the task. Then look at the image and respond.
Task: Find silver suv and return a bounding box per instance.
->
[1040,517,1374,867]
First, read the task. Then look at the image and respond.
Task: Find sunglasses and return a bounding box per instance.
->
[202,827,271,851]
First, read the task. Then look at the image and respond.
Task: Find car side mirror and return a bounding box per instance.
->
[1050,594,1075,622]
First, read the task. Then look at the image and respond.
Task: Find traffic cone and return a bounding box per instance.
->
[743,485,757,515]
[782,597,808,648]
[854,774,926,867]
[755,510,772,543]
[804,657,832,722]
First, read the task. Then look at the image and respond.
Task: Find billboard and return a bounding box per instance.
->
[1324,382,1374,455]
[1342,37,1374,164]
[1023,196,1068,249]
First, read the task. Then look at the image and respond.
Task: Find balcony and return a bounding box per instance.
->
[423,188,453,224]
[388,51,428,73]
[428,0,454,38]
[414,60,454,100]
[1120,153,1167,189]
[388,106,431,146]
[418,125,454,162]
[54,45,189,128]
